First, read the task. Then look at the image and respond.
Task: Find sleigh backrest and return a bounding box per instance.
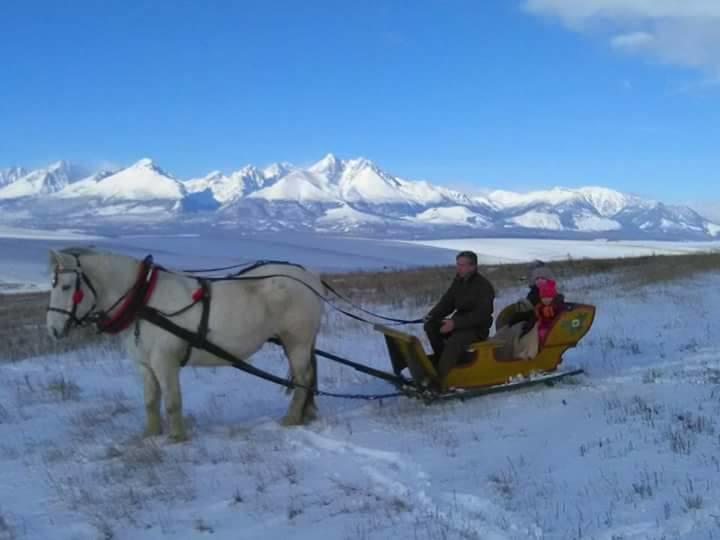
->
[542,304,595,347]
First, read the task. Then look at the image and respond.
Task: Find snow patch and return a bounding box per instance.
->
[573,212,622,232]
[92,204,171,216]
[0,224,100,240]
[414,206,490,226]
[509,210,564,230]
[249,170,338,203]
[316,205,386,229]
[706,222,720,236]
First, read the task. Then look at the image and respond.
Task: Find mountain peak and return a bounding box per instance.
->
[344,157,379,174]
[0,160,89,199]
[576,186,650,216]
[0,166,28,187]
[236,164,260,175]
[132,158,155,168]
[309,153,343,179]
[44,160,89,180]
[263,162,294,181]
[125,158,176,180]
[315,153,339,165]
[47,160,69,170]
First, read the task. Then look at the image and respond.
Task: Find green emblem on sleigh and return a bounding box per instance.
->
[560,311,589,337]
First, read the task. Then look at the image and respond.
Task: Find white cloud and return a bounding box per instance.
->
[523,0,720,75]
[524,0,720,22]
[611,31,654,49]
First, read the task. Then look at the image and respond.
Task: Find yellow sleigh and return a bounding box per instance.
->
[376,302,596,399]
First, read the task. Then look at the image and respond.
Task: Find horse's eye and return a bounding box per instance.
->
[61,285,71,291]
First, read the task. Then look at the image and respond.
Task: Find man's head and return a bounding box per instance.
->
[455,250,478,279]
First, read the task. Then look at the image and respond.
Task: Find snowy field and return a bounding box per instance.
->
[404,237,720,265]
[1,237,719,539]
[1,226,720,292]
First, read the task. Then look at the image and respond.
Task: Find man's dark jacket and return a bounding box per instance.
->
[427,272,495,339]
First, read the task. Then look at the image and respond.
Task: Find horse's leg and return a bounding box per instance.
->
[152,354,187,442]
[141,365,163,437]
[281,340,316,426]
[280,340,316,417]
[302,349,318,422]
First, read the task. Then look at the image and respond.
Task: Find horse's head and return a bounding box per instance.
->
[46,249,97,339]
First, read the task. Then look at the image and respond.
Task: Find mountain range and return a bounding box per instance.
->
[1,156,718,240]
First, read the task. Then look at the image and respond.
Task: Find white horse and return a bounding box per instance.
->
[46,247,324,442]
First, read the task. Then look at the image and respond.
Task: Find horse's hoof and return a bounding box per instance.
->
[303,406,319,423]
[167,432,189,443]
[280,415,302,427]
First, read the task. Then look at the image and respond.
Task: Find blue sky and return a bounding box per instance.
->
[1,0,719,207]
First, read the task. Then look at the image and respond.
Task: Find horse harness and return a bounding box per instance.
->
[48,255,414,400]
[49,254,214,368]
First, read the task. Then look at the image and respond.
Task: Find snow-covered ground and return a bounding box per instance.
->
[405,237,720,264]
[1,253,719,539]
[2,227,720,292]
[0,231,452,292]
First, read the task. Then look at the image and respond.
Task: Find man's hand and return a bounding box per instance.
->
[440,319,455,334]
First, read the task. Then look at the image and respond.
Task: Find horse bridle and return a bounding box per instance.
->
[46,254,140,333]
[47,256,102,333]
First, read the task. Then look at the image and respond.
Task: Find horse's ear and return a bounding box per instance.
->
[49,249,72,270]
[49,249,62,270]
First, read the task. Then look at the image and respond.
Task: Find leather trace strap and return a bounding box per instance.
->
[179,279,211,367]
[139,305,411,400]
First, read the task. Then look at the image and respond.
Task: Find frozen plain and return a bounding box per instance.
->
[1,226,719,291]
[0,227,719,539]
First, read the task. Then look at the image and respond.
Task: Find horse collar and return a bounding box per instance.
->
[95,255,159,335]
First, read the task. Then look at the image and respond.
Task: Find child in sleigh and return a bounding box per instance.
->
[534,278,564,344]
[494,263,565,359]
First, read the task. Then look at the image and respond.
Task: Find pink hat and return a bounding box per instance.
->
[538,278,557,299]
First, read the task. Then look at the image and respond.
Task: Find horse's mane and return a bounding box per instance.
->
[48,246,106,270]
[58,246,98,257]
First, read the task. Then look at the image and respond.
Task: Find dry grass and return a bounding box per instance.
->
[0,291,104,362]
[45,437,195,531]
[320,251,720,306]
[2,251,718,362]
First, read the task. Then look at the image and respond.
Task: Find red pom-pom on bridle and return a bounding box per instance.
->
[191,288,204,302]
[72,289,84,305]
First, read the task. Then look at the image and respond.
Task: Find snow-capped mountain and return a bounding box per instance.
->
[0,161,87,199]
[54,158,185,201]
[185,165,265,204]
[0,166,28,187]
[0,154,717,239]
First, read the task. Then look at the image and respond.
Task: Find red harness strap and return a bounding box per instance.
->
[96,261,159,334]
